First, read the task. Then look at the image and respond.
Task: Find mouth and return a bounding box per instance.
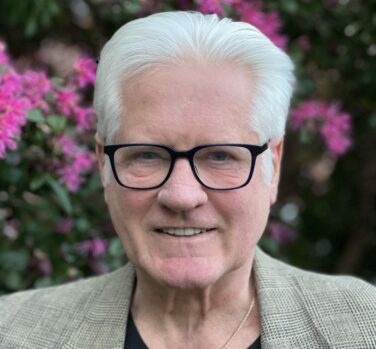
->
[154,227,215,237]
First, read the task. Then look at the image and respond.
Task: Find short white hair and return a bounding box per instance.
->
[94,11,295,182]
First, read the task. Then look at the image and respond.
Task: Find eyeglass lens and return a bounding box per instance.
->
[112,145,253,189]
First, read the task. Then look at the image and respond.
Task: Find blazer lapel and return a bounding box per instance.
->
[254,248,331,349]
[62,263,136,349]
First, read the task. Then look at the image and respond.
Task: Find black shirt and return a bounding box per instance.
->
[124,313,261,349]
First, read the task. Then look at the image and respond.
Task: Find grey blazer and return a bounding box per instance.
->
[1,248,375,348]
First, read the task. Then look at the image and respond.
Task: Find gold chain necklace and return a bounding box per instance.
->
[220,295,255,349]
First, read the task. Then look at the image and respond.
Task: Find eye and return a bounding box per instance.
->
[195,146,249,169]
[207,151,231,161]
[129,150,170,165]
[114,146,170,167]
[136,151,161,160]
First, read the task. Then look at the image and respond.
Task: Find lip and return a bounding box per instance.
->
[153,227,217,238]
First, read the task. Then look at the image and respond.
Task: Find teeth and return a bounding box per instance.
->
[160,228,205,236]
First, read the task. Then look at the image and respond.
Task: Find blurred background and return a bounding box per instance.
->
[0,0,375,294]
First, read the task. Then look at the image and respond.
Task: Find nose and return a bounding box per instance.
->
[157,158,208,212]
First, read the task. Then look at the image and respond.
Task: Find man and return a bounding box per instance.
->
[1,11,375,349]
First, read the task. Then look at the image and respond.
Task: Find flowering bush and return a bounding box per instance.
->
[0,43,123,292]
[198,0,287,48]
[0,51,96,194]
[2,0,374,293]
[290,100,352,155]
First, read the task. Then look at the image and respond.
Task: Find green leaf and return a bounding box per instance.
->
[76,217,90,233]
[369,114,376,128]
[30,174,49,191]
[4,166,23,184]
[25,17,37,37]
[46,115,67,133]
[49,1,60,16]
[108,238,124,258]
[0,250,29,271]
[259,236,279,255]
[4,272,22,290]
[27,109,45,123]
[123,0,141,15]
[46,176,72,215]
[51,77,64,88]
[281,1,298,14]
[44,92,55,102]
[34,277,53,289]
[299,128,312,143]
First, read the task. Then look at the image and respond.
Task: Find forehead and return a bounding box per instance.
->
[116,60,259,145]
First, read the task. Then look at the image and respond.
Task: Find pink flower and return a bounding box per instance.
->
[55,87,95,130]
[197,0,288,47]
[0,71,31,157]
[88,259,109,274]
[77,237,107,258]
[21,70,52,113]
[28,251,53,276]
[58,167,83,192]
[198,0,225,15]
[290,100,352,156]
[234,1,288,49]
[1,70,23,95]
[57,149,94,192]
[23,70,52,94]
[268,222,296,245]
[320,106,352,155]
[74,151,93,171]
[55,88,80,116]
[73,106,95,130]
[0,41,95,169]
[55,218,74,234]
[290,100,321,129]
[38,258,53,276]
[57,134,79,156]
[73,57,96,88]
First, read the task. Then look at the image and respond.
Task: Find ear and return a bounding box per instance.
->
[269,137,284,205]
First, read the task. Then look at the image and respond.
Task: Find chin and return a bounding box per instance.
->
[149,257,225,290]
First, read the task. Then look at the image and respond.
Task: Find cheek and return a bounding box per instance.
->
[222,178,271,243]
[105,181,152,212]
[104,184,153,258]
[231,193,269,233]
[104,183,151,232]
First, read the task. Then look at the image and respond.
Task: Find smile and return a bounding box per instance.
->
[155,228,214,237]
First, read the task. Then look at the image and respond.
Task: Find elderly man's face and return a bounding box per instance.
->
[97,61,282,289]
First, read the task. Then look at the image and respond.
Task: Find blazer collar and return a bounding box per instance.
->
[254,248,332,348]
[63,263,135,349]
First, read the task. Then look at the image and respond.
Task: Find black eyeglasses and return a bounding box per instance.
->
[104,143,268,190]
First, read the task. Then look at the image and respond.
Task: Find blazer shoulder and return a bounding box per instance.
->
[0,263,134,307]
[0,263,135,348]
[255,248,376,347]
[257,247,376,302]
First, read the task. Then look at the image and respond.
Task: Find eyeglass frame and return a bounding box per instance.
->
[103,143,268,191]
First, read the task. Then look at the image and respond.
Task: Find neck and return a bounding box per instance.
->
[130,258,260,348]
